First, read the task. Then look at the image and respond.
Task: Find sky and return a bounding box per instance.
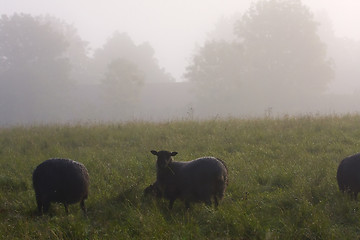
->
[1,0,360,82]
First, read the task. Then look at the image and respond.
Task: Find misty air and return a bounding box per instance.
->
[2,1,360,239]
[0,0,359,125]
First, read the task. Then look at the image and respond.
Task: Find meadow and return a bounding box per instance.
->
[1,115,360,239]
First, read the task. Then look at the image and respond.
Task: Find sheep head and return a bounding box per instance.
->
[151,150,177,169]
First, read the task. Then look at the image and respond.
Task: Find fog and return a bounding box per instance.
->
[1,0,360,125]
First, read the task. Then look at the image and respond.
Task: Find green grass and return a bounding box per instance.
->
[1,115,360,239]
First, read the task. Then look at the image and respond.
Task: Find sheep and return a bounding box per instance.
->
[150,150,228,209]
[337,153,360,200]
[32,158,89,214]
[144,181,162,198]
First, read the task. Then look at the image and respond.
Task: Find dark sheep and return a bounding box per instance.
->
[144,181,162,198]
[150,150,228,209]
[337,153,360,199]
[32,158,89,214]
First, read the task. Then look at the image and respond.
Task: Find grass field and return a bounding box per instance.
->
[1,115,360,239]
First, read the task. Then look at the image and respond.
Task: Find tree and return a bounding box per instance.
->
[235,0,333,96]
[316,11,360,94]
[43,16,91,85]
[101,58,144,119]
[0,13,72,124]
[184,41,244,114]
[206,14,242,43]
[185,0,334,116]
[90,32,174,84]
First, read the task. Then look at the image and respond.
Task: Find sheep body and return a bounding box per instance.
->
[151,150,228,209]
[32,158,89,214]
[337,153,360,199]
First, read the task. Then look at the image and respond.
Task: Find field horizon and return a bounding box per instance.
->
[1,114,360,239]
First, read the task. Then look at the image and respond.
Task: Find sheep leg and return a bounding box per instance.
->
[63,203,69,214]
[185,201,190,209]
[204,198,212,207]
[214,196,219,207]
[354,192,358,201]
[168,199,175,209]
[35,195,43,214]
[80,199,87,214]
[43,201,50,213]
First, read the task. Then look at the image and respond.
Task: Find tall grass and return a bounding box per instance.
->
[1,115,360,239]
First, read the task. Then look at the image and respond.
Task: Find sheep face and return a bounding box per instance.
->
[151,150,177,169]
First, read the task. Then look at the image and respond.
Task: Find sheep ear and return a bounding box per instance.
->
[171,152,178,156]
[151,150,158,156]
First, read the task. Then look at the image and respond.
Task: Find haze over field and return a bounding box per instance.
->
[2,0,359,82]
[1,0,360,125]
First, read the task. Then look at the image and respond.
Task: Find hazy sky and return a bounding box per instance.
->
[1,0,360,82]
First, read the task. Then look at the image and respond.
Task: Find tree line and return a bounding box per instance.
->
[186,0,360,117]
[0,13,173,124]
[1,0,359,124]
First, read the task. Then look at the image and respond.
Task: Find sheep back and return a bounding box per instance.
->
[32,158,89,214]
[176,157,228,203]
[337,153,360,199]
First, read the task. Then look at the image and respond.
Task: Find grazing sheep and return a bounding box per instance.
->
[144,181,162,198]
[337,153,360,200]
[150,150,228,209]
[32,158,89,214]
